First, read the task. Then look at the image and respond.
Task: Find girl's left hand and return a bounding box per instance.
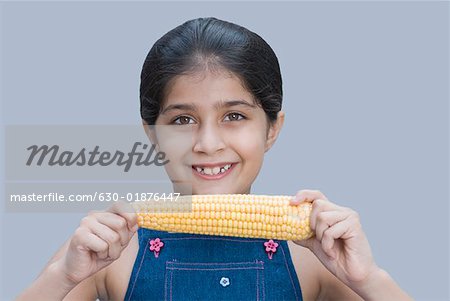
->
[291,189,379,288]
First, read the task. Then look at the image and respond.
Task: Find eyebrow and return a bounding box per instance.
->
[160,103,197,115]
[160,99,257,115]
[214,99,257,110]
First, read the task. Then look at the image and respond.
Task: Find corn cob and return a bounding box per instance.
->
[133,194,313,241]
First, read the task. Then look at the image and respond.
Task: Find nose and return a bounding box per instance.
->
[192,123,226,155]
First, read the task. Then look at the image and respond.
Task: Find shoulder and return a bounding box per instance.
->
[98,231,140,300]
[287,242,364,301]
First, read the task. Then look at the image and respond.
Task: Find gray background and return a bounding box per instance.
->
[1,1,449,300]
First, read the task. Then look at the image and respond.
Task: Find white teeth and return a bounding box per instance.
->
[195,164,233,175]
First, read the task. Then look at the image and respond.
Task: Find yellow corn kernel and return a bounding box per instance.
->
[133,194,313,241]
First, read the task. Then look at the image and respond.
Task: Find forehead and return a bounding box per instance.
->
[163,70,256,106]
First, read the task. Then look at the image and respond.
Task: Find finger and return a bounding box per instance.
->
[309,199,340,230]
[106,201,138,231]
[314,210,350,241]
[89,223,122,260]
[81,216,123,260]
[321,220,352,259]
[91,212,132,246]
[87,221,126,260]
[291,189,329,204]
[73,228,109,260]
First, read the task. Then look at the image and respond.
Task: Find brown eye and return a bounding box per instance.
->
[225,113,245,122]
[173,116,194,125]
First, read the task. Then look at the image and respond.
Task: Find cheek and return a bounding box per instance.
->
[155,127,193,157]
[227,126,267,160]
[154,128,193,179]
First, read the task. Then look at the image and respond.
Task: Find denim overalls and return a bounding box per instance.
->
[124,228,304,301]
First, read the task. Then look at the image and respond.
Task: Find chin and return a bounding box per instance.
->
[191,185,250,195]
[192,187,229,195]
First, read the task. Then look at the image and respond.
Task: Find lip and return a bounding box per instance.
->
[192,163,236,180]
[192,162,235,168]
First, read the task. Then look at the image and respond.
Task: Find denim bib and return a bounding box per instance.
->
[124,228,303,301]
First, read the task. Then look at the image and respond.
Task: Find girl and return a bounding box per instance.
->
[17,17,412,301]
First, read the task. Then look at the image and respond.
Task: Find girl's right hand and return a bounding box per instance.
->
[57,202,138,285]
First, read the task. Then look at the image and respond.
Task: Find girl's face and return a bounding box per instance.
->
[150,70,284,195]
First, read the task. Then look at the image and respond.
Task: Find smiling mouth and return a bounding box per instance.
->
[192,163,232,176]
[191,162,237,180]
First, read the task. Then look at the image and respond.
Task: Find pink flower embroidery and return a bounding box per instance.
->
[264,239,279,259]
[149,238,164,258]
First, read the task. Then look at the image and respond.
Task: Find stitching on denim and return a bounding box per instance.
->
[261,262,266,300]
[126,238,149,301]
[169,269,173,301]
[164,261,169,301]
[166,261,262,266]
[256,268,259,301]
[280,244,299,301]
[163,237,266,243]
[167,267,264,271]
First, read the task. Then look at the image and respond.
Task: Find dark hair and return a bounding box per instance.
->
[140,17,282,125]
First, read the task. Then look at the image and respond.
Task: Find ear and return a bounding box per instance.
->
[142,119,160,151]
[265,111,285,153]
